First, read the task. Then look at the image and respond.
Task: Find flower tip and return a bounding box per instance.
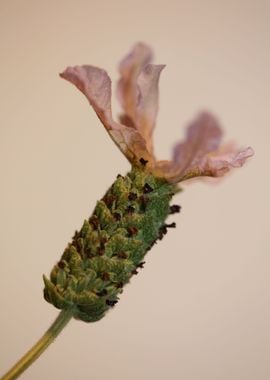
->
[133,41,152,50]
[205,145,254,178]
[246,146,255,157]
[232,146,254,167]
[59,70,65,78]
[59,67,75,83]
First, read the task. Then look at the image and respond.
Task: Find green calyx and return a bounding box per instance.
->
[43,167,181,322]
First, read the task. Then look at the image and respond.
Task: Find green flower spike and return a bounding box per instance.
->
[1,43,253,380]
[44,42,253,322]
[44,167,179,322]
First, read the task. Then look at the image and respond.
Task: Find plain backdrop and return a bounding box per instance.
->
[0,1,269,379]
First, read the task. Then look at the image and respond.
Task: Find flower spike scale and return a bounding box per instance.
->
[43,43,254,322]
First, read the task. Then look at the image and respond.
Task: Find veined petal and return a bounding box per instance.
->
[60,65,152,164]
[117,42,153,123]
[199,146,254,178]
[173,112,222,159]
[136,64,165,154]
[60,65,113,128]
[117,44,164,156]
[152,160,178,180]
[60,45,254,184]
[171,112,223,176]
[153,113,253,183]
[154,146,254,183]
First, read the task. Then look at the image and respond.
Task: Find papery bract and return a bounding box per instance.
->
[60,43,253,183]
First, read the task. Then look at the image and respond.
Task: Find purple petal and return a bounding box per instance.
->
[60,65,113,127]
[60,65,152,164]
[153,113,253,182]
[136,64,165,154]
[117,44,164,154]
[117,42,153,123]
[200,146,254,177]
[172,112,223,175]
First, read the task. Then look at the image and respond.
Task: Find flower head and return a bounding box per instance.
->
[60,43,253,183]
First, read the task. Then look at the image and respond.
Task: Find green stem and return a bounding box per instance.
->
[1,310,73,380]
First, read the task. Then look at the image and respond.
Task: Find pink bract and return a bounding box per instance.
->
[60,42,253,183]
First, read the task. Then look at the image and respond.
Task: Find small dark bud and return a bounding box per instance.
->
[71,241,79,251]
[116,282,124,288]
[103,194,116,208]
[139,157,148,166]
[132,269,139,275]
[143,183,153,194]
[98,247,105,256]
[86,249,94,259]
[165,222,176,228]
[101,272,110,281]
[72,230,80,240]
[117,174,123,179]
[137,261,145,268]
[89,215,99,230]
[139,195,149,212]
[169,205,181,214]
[127,226,138,237]
[147,240,156,251]
[106,299,118,307]
[161,226,168,234]
[113,212,121,221]
[128,192,137,201]
[97,289,108,297]
[72,239,83,254]
[100,237,108,245]
[117,251,128,259]
[58,261,65,269]
[158,222,176,240]
[126,205,135,214]
[158,225,168,240]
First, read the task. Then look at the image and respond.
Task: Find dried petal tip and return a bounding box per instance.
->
[60,44,254,184]
[202,146,254,178]
[60,64,152,165]
[155,112,254,183]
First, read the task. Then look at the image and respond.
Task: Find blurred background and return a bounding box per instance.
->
[0,1,269,379]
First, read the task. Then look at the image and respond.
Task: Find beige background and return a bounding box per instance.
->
[0,1,269,379]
